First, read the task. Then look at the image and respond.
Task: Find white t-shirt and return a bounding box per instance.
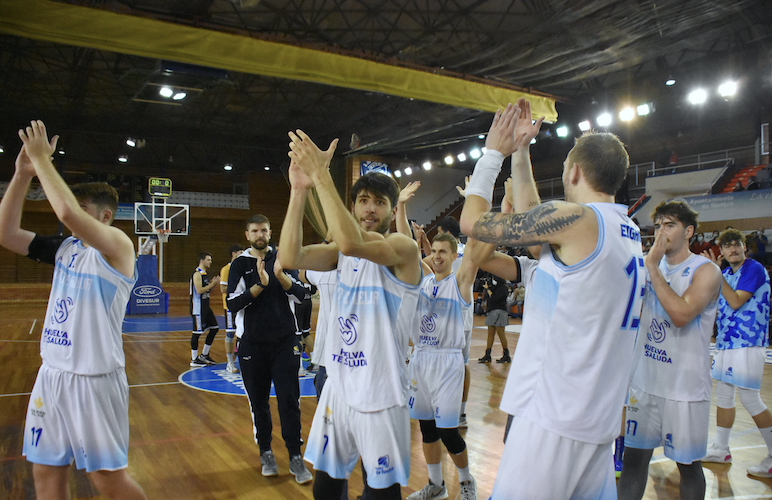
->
[412,272,470,351]
[305,269,338,366]
[41,237,137,375]
[631,254,719,401]
[324,254,420,412]
[500,203,645,445]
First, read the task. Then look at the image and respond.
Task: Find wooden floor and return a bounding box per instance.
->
[2,299,772,499]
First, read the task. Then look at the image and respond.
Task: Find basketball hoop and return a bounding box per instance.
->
[155,229,171,243]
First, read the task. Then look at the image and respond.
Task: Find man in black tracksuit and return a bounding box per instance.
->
[227,214,313,485]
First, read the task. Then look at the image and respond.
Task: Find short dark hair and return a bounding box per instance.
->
[437,217,461,238]
[350,172,399,209]
[568,132,629,195]
[246,214,270,229]
[718,229,745,248]
[432,232,458,255]
[229,244,245,254]
[198,252,211,262]
[70,182,119,222]
[651,200,699,232]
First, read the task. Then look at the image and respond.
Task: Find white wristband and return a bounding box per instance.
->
[464,150,505,206]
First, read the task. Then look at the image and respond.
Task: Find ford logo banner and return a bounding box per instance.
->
[133,285,162,297]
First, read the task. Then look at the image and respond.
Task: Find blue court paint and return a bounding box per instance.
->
[179,363,317,397]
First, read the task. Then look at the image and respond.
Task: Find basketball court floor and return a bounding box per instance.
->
[2,302,772,499]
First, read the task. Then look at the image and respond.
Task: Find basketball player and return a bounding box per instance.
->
[618,201,721,500]
[460,100,644,499]
[220,244,244,373]
[190,252,220,367]
[701,228,772,477]
[0,120,146,499]
[280,137,423,500]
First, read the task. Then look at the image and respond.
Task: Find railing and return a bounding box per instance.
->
[647,157,733,177]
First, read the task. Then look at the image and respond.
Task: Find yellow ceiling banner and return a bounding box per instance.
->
[0,0,558,122]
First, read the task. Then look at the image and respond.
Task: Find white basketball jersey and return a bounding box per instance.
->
[499,203,645,445]
[413,273,470,351]
[41,237,137,375]
[305,269,338,366]
[631,254,718,401]
[325,254,420,412]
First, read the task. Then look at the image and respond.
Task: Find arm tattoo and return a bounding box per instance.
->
[471,202,583,247]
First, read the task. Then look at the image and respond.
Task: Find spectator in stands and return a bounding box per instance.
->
[757,228,770,265]
[746,175,760,190]
[690,233,707,255]
[669,149,679,171]
[732,181,745,192]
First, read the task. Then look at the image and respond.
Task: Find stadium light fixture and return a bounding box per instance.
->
[578,120,591,132]
[530,138,537,144]
[424,161,433,170]
[159,87,173,98]
[394,170,402,178]
[478,134,485,139]
[224,164,233,171]
[264,166,270,171]
[556,126,569,138]
[118,155,128,163]
[718,81,737,97]
[688,89,708,104]
[457,153,467,162]
[619,107,635,122]
[58,149,65,155]
[469,148,481,159]
[596,113,612,127]
[173,92,187,101]
[126,138,136,147]
[636,104,650,116]
[444,156,454,166]
[666,79,676,86]
[404,167,413,175]
[481,147,488,154]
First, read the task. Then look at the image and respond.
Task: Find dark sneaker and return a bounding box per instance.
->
[260,450,278,477]
[190,357,208,367]
[289,454,313,484]
[201,354,216,365]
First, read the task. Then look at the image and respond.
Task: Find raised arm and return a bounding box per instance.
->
[288,130,421,285]
[647,234,722,327]
[466,238,520,282]
[701,249,755,310]
[395,181,420,238]
[454,238,480,304]
[278,160,339,271]
[18,121,135,277]
[510,99,545,215]
[0,145,39,255]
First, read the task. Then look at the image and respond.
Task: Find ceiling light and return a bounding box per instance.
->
[224,164,233,171]
[394,170,402,178]
[481,147,488,154]
[636,104,650,116]
[173,92,187,101]
[443,156,453,166]
[578,120,591,132]
[556,126,569,138]
[619,107,635,122]
[469,149,481,159]
[423,162,432,171]
[0,146,4,153]
[718,81,737,97]
[530,138,537,144]
[666,79,676,86]
[118,155,128,163]
[126,138,136,147]
[404,167,413,175]
[478,134,485,139]
[159,87,173,98]
[457,153,467,162]
[688,89,708,104]
[58,150,65,155]
[264,166,270,171]
[596,113,612,127]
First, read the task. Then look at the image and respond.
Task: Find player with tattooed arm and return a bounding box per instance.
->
[460,100,644,500]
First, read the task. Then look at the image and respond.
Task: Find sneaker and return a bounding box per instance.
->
[200,354,216,365]
[260,450,279,476]
[701,443,732,464]
[456,477,477,500]
[289,454,313,484]
[226,362,239,373]
[614,460,623,479]
[406,481,448,500]
[458,414,468,428]
[747,455,772,478]
[190,357,208,367]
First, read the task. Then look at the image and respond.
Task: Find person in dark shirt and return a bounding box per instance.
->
[478,272,511,363]
[227,214,313,485]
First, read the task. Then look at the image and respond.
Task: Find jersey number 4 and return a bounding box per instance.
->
[622,257,645,330]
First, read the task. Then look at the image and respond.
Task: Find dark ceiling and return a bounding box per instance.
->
[1,0,771,178]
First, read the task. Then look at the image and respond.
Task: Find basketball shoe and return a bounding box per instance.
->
[407,481,448,500]
[747,455,772,478]
[701,443,732,463]
[190,356,208,367]
[456,477,477,500]
[261,450,278,476]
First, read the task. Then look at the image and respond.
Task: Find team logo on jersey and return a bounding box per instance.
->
[664,433,674,449]
[324,407,333,424]
[34,397,43,409]
[629,395,638,406]
[51,297,74,324]
[726,367,733,377]
[420,313,438,334]
[681,267,691,277]
[647,318,669,343]
[338,314,359,345]
[376,455,394,475]
[435,406,441,419]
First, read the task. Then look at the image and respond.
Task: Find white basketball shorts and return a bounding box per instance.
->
[407,349,464,428]
[23,363,130,472]
[304,382,410,489]
[711,347,765,390]
[624,385,709,464]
